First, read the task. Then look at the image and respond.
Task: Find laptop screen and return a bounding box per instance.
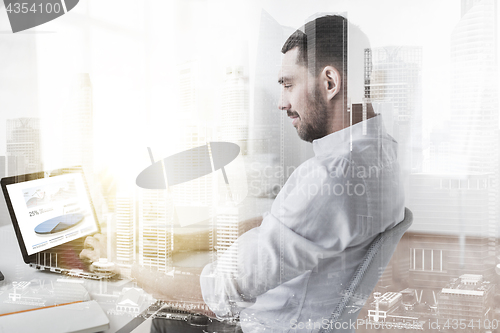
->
[4,172,99,256]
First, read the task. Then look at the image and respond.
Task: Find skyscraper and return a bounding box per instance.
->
[115,192,136,269]
[248,10,283,159]
[170,124,216,227]
[138,189,173,273]
[449,0,498,176]
[6,117,42,174]
[214,202,252,291]
[62,73,93,171]
[177,61,200,122]
[448,0,498,268]
[372,2,499,303]
[249,11,312,194]
[362,46,423,290]
[220,65,249,155]
[0,155,25,177]
[364,46,423,175]
[215,205,242,275]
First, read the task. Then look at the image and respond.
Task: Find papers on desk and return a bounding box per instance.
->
[0,300,109,333]
[0,279,90,316]
[0,279,109,333]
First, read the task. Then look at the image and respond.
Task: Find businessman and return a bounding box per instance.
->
[198,15,404,332]
[81,14,404,332]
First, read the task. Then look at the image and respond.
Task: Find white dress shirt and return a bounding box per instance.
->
[200,115,405,332]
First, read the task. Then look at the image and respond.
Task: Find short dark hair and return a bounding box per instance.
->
[281,15,347,77]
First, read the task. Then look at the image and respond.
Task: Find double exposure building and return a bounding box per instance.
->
[115,193,136,269]
[138,189,173,273]
[220,65,249,155]
[63,74,93,171]
[437,274,494,330]
[364,46,423,176]
[6,117,42,174]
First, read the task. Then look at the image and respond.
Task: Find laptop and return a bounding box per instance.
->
[1,166,113,279]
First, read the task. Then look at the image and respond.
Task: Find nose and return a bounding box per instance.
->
[278,90,291,111]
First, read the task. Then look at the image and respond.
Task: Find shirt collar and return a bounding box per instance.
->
[312,114,386,157]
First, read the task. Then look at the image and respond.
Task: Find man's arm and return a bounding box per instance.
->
[131,265,205,303]
[238,216,264,235]
[79,216,264,301]
[173,216,263,253]
[200,161,373,315]
[80,216,263,261]
[78,233,206,301]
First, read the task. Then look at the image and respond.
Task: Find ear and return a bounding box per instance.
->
[320,66,341,101]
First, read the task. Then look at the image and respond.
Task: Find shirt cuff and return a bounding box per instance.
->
[200,262,243,320]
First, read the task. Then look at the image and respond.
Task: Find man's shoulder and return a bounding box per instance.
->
[307,146,376,173]
[290,140,399,190]
[285,153,358,189]
[295,153,352,175]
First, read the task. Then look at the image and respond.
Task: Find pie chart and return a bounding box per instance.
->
[4,0,80,33]
[34,213,84,234]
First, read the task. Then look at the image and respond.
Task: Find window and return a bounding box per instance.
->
[410,248,444,272]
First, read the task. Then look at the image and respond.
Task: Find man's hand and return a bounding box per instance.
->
[79,234,107,264]
[131,263,204,303]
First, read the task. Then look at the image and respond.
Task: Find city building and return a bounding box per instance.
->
[62,73,94,171]
[365,291,426,331]
[220,65,249,155]
[115,192,136,269]
[364,46,423,177]
[249,10,312,190]
[394,0,500,317]
[167,124,216,229]
[0,155,25,177]
[376,232,410,292]
[437,274,494,330]
[407,173,494,289]
[114,287,152,316]
[248,10,283,159]
[138,188,173,273]
[215,205,243,275]
[448,0,498,264]
[177,61,200,123]
[6,117,42,174]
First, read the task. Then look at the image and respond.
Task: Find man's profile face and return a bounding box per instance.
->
[278,48,329,142]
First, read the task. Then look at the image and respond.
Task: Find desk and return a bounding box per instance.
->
[0,223,211,333]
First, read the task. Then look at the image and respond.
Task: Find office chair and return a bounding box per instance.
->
[319,208,413,333]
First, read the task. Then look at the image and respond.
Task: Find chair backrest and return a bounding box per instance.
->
[319,208,413,333]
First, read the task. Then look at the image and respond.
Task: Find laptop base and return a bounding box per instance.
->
[29,263,116,280]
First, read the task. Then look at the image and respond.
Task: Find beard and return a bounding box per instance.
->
[296,86,330,142]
